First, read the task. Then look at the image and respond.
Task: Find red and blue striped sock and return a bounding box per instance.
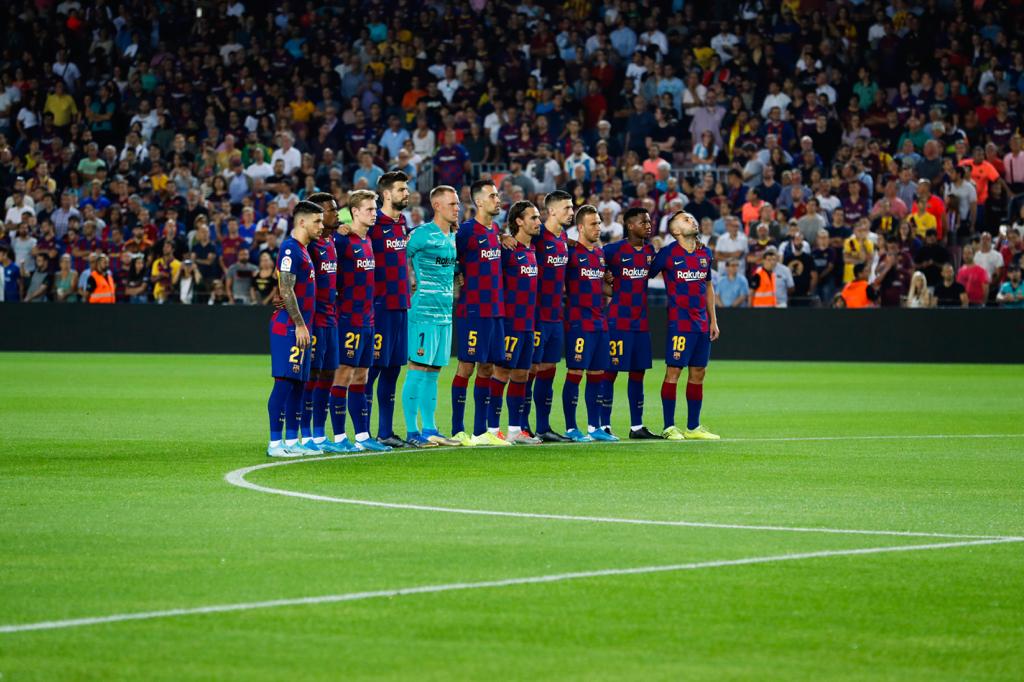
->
[686,382,703,430]
[661,380,677,430]
[451,374,469,435]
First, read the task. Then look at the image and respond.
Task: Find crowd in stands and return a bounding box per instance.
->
[2,0,1024,309]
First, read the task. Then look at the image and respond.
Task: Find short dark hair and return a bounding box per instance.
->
[622,206,649,226]
[293,201,325,219]
[377,170,408,193]
[544,190,572,208]
[507,200,536,235]
[853,263,867,277]
[305,191,335,209]
[470,179,496,200]
[574,204,598,225]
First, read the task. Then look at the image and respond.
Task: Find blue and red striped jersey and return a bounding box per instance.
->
[501,242,538,332]
[336,232,376,328]
[308,236,338,328]
[533,225,569,322]
[649,241,712,333]
[271,237,316,334]
[368,210,410,311]
[455,219,505,319]
[603,239,655,332]
[565,242,607,332]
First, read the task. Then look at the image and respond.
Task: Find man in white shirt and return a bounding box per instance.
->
[711,23,740,63]
[715,217,749,273]
[760,82,792,120]
[271,132,302,175]
[1003,134,1024,193]
[563,141,595,181]
[525,144,563,194]
[52,50,81,92]
[129,100,158,141]
[245,147,274,183]
[973,232,1005,283]
[437,66,460,103]
[639,17,668,58]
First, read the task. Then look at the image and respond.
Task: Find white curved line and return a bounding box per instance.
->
[223,445,1023,541]
[2,537,1019,634]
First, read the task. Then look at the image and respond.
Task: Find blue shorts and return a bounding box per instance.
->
[609,330,653,372]
[270,323,312,382]
[565,327,610,371]
[338,320,374,368]
[372,308,408,368]
[665,329,712,368]
[457,316,505,364]
[533,320,564,364]
[310,325,340,372]
[409,321,452,367]
[502,329,535,370]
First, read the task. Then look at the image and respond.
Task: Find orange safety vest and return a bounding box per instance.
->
[751,266,777,307]
[841,280,873,308]
[89,270,116,304]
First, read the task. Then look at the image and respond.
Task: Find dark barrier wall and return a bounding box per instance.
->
[1,304,1021,363]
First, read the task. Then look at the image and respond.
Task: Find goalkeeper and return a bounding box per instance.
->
[401,185,462,447]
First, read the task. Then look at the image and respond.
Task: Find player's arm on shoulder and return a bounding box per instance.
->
[277,257,309,346]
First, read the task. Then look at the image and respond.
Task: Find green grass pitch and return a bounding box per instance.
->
[1,352,1022,681]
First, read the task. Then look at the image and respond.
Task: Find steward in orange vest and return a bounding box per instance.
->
[749,248,780,307]
[840,262,878,308]
[88,255,116,304]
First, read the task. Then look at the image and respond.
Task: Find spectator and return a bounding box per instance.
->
[956,245,990,307]
[904,271,933,309]
[54,253,78,302]
[996,265,1024,308]
[207,279,230,305]
[24,253,52,302]
[0,247,23,302]
[934,263,968,307]
[253,251,278,305]
[715,259,748,307]
[811,229,840,305]
[225,248,259,304]
[177,259,202,305]
[842,221,875,284]
[150,241,181,304]
[748,247,793,308]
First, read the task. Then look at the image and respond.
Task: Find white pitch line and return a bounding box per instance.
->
[2,537,1019,634]
[224,449,1023,541]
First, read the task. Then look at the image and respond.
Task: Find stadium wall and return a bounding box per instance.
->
[4,305,1021,363]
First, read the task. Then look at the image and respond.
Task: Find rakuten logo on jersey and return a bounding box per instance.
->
[480,248,501,260]
[676,270,707,281]
[519,265,538,276]
[320,261,337,274]
[621,267,648,279]
[434,256,457,266]
[356,258,375,270]
[580,268,604,279]
[385,238,406,251]
[545,255,568,267]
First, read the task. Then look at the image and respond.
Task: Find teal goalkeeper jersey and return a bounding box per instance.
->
[407,222,457,325]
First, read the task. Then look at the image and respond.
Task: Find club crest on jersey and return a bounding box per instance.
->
[347,349,355,358]
[700,258,709,268]
[574,353,583,362]
[611,356,619,366]
[673,352,681,360]
[292,364,301,372]
[417,347,424,357]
